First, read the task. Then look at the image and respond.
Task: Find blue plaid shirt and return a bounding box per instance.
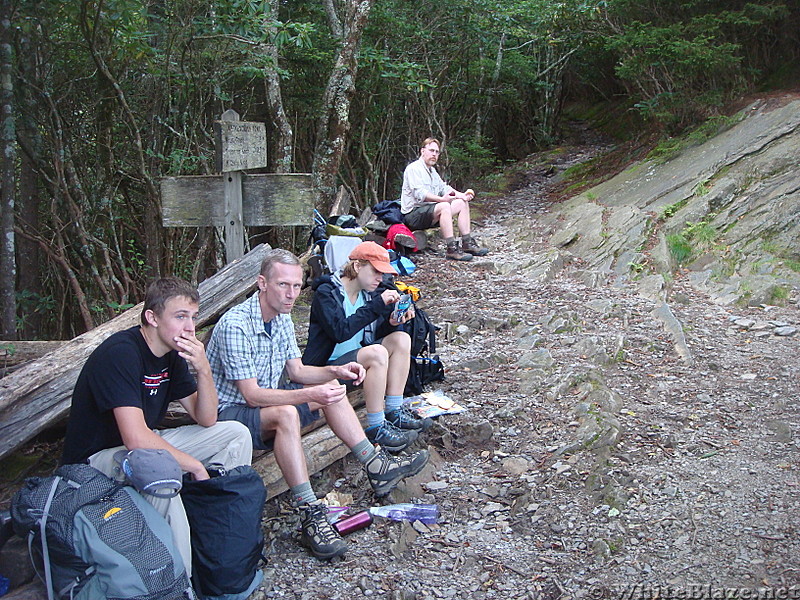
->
[207,293,301,413]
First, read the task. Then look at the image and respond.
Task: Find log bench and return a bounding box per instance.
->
[163,389,365,502]
[252,390,365,499]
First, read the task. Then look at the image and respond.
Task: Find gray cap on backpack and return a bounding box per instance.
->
[113,448,183,498]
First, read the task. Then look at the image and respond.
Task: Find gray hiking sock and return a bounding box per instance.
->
[444,236,455,245]
[290,481,317,506]
[351,438,377,464]
[462,233,473,243]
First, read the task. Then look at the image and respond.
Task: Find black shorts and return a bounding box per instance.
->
[403,204,437,230]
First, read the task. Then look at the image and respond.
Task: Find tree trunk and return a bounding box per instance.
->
[16,139,41,337]
[14,32,42,338]
[311,0,374,215]
[263,0,293,173]
[0,0,16,339]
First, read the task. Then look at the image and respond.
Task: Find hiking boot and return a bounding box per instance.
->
[394,233,417,250]
[445,242,472,261]
[385,405,433,432]
[366,445,430,497]
[366,421,418,453]
[298,502,348,560]
[462,237,488,256]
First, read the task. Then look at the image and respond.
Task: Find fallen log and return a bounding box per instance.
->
[0,341,65,376]
[0,244,271,461]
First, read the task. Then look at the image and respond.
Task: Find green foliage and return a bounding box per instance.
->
[761,240,780,254]
[684,220,717,245]
[445,138,499,185]
[125,239,146,275]
[660,198,689,220]
[769,285,790,304]
[596,1,790,128]
[15,290,56,335]
[648,114,742,162]
[560,157,607,195]
[92,300,135,314]
[628,261,646,274]
[784,259,800,274]
[759,240,800,274]
[667,218,719,265]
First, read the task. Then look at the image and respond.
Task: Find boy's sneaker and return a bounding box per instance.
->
[298,502,348,560]
[385,405,433,432]
[366,445,429,497]
[365,421,418,453]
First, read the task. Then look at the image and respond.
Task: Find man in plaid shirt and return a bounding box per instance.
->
[207,248,429,560]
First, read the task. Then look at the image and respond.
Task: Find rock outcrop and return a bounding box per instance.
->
[540,97,800,308]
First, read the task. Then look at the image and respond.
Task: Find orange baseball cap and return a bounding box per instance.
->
[349,241,397,274]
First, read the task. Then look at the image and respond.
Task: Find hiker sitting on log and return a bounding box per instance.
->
[400,136,489,262]
[303,241,432,448]
[206,248,429,561]
[61,277,254,577]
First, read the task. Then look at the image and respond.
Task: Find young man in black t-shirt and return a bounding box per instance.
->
[62,277,253,576]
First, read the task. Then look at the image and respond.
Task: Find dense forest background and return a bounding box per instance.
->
[0,0,798,341]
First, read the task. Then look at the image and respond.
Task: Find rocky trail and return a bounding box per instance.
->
[252,141,800,599]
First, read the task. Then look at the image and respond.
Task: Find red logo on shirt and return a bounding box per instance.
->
[142,369,170,396]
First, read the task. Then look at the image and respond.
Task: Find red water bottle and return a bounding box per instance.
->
[333,510,373,535]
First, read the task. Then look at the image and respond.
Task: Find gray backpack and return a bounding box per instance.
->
[10,463,194,600]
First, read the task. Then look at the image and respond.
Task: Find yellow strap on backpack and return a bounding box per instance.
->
[395,281,421,302]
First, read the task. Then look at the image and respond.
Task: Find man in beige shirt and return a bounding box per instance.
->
[401,137,488,261]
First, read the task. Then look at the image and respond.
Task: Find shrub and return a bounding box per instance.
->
[667,233,693,264]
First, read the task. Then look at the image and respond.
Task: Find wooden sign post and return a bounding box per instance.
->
[214,109,266,262]
[160,110,314,264]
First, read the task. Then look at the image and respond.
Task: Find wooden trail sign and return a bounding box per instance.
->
[160,174,313,228]
[214,114,267,173]
[160,109,314,263]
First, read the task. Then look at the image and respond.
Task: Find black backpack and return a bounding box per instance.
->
[180,465,266,600]
[404,306,445,396]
